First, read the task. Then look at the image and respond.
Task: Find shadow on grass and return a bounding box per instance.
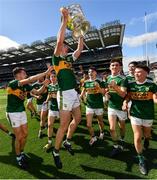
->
[0,152,82,179]
[80,164,146,179]
[144,148,157,172]
[71,134,112,158]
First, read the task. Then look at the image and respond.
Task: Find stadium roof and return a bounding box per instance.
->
[0,20,125,66]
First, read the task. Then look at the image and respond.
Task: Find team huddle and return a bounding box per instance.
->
[3,8,157,176]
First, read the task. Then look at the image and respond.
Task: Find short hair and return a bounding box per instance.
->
[51,70,56,75]
[129,61,138,66]
[110,59,122,66]
[89,67,97,72]
[13,67,26,77]
[135,64,150,74]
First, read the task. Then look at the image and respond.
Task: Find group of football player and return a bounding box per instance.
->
[2,7,157,176]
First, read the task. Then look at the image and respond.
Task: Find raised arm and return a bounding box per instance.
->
[31,79,50,95]
[19,67,53,86]
[73,36,84,60]
[54,8,69,56]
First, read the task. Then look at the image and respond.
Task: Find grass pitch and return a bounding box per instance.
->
[0,89,157,179]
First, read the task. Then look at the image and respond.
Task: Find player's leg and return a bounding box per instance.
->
[87,113,97,146]
[12,124,27,168]
[19,123,29,164]
[13,127,23,156]
[96,109,104,140]
[143,120,153,150]
[131,117,147,175]
[26,98,37,117]
[66,106,81,139]
[118,120,125,139]
[20,123,28,153]
[54,110,71,150]
[43,110,56,150]
[38,104,48,138]
[117,110,127,148]
[108,109,122,157]
[63,106,81,154]
[108,114,117,142]
[52,110,71,169]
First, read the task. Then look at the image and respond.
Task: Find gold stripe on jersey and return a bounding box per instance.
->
[53,60,72,75]
[86,82,100,94]
[128,91,153,100]
[7,87,27,100]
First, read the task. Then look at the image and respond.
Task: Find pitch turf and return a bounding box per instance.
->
[0,89,157,179]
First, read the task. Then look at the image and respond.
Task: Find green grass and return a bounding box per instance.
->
[0,89,157,179]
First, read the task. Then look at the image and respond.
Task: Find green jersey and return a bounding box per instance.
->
[47,83,59,111]
[33,82,47,105]
[6,80,33,112]
[84,79,104,109]
[126,74,135,83]
[52,55,77,91]
[106,75,127,110]
[127,79,157,119]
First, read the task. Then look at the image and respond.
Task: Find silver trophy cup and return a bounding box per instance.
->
[65,4,90,39]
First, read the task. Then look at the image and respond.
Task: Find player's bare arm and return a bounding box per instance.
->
[31,79,50,95]
[54,8,69,56]
[73,36,84,60]
[19,66,53,86]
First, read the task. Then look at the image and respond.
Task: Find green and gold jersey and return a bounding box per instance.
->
[84,79,104,109]
[47,83,59,111]
[52,55,77,91]
[6,80,33,112]
[106,75,127,110]
[33,82,48,105]
[127,79,157,119]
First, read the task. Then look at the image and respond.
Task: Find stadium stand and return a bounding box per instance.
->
[0,20,125,83]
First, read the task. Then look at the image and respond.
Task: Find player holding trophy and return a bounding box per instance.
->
[52,5,90,169]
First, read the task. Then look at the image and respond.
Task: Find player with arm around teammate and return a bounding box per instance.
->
[6,67,51,169]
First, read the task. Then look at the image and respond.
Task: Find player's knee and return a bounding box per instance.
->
[60,123,68,133]
[73,118,81,126]
[23,131,28,139]
[134,135,141,144]
[87,123,92,129]
[98,119,104,125]
[16,134,23,142]
[48,123,53,129]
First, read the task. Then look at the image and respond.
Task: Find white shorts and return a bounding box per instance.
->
[86,107,104,116]
[57,89,80,111]
[130,116,153,127]
[27,97,33,103]
[6,111,27,128]
[128,101,132,110]
[48,109,59,118]
[36,103,48,112]
[108,107,127,121]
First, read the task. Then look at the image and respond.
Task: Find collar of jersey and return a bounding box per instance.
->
[89,78,96,81]
[110,74,121,78]
[136,79,147,85]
